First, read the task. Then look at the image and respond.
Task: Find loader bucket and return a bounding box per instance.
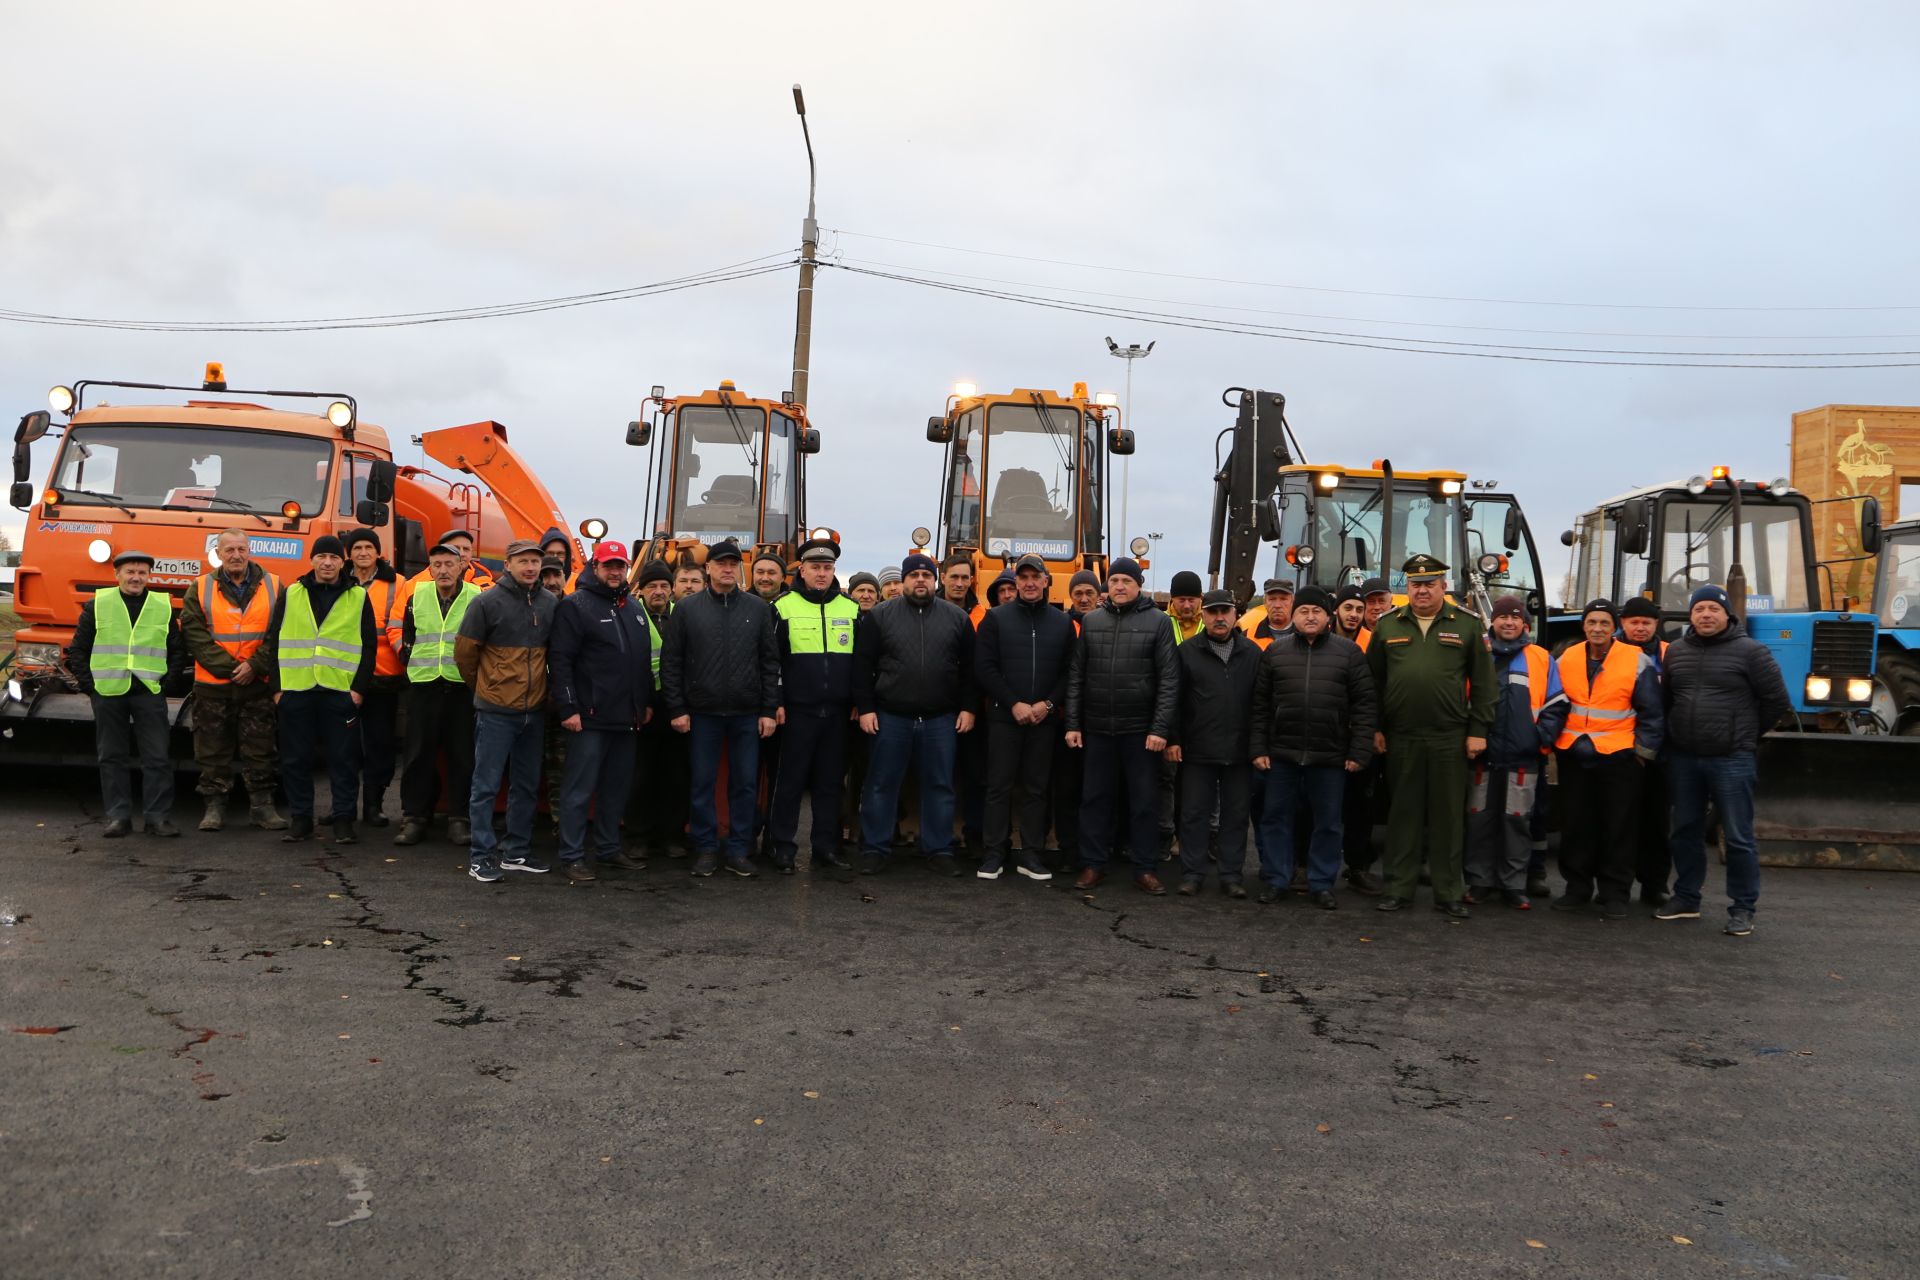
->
[1751,732,1920,871]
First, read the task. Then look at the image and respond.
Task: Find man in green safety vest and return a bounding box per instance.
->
[392,540,481,848]
[628,558,688,859]
[67,549,190,837]
[768,535,861,873]
[257,534,377,845]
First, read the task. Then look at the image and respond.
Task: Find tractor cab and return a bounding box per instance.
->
[918,382,1131,604]
[626,381,820,569]
[1264,462,1545,639]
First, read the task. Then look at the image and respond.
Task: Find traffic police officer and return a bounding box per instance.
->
[69,549,190,837]
[1364,554,1495,917]
[769,535,861,873]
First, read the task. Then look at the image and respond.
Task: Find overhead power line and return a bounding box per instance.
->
[826,262,1920,369]
[0,252,795,333]
[828,228,1920,315]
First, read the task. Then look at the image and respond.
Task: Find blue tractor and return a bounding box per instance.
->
[1869,518,1920,735]
[1558,469,1920,869]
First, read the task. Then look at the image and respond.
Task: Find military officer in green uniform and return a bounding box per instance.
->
[767,535,861,873]
[1364,554,1495,918]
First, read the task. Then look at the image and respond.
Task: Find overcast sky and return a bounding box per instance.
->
[5,1,1918,595]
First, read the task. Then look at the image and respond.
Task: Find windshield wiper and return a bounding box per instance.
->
[1027,392,1076,478]
[54,488,137,517]
[716,392,757,468]
[163,496,273,526]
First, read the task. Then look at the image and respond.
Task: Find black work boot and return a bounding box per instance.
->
[332,817,358,845]
[282,815,314,843]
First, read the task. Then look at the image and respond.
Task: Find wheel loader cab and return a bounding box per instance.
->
[635,385,813,567]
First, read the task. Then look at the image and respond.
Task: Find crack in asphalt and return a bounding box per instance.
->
[307,855,501,1028]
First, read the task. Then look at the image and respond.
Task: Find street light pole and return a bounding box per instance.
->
[1105,337,1154,552]
[791,84,818,408]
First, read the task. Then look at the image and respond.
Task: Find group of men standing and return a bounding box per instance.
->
[72,528,1784,934]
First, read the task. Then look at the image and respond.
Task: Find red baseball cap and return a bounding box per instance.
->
[591,540,630,565]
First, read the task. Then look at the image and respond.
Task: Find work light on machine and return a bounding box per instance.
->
[911,527,931,549]
[1478,552,1506,576]
[1315,472,1339,491]
[1846,678,1873,704]
[1094,391,1120,407]
[952,382,977,400]
[1771,476,1794,495]
[87,538,112,564]
[1436,478,1464,496]
[1129,537,1149,557]
[811,526,840,544]
[579,517,609,541]
[326,401,354,429]
[1685,474,1709,495]
[48,385,75,414]
[1286,545,1315,567]
[1805,675,1832,703]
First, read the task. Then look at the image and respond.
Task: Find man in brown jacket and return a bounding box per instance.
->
[455,540,558,882]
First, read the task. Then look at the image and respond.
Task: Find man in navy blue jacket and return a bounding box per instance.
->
[549,541,653,882]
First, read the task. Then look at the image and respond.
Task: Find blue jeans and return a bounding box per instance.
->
[1666,749,1760,913]
[469,709,543,865]
[859,711,958,859]
[688,714,760,858]
[1258,760,1347,891]
[557,729,637,863]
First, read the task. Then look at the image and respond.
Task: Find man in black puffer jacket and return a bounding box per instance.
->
[1249,586,1377,908]
[853,553,977,875]
[1166,589,1262,897]
[1065,558,1178,894]
[975,554,1075,883]
[549,541,653,881]
[1657,584,1791,937]
[660,539,780,878]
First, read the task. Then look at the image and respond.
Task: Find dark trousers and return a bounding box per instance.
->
[957,712,987,846]
[358,681,401,811]
[191,679,276,799]
[756,727,781,842]
[1382,735,1469,901]
[860,711,959,859]
[770,706,850,867]
[278,688,361,822]
[558,729,637,862]
[1635,760,1672,892]
[688,713,760,858]
[984,718,1057,859]
[1259,760,1346,891]
[842,722,870,842]
[1667,749,1760,913]
[1051,732,1083,863]
[1556,750,1645,906]
[1465,762,1541,893]
[1342,760,1381,874]
[91,690,173,824]
[400,679,473,820]
[1178,761,1250,885]
[1079,732,1160,873]
[631,711,689,851]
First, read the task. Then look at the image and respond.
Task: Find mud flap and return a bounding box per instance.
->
[1753,732,1920,871]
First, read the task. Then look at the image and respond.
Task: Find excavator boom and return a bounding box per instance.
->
[418,420,580,565]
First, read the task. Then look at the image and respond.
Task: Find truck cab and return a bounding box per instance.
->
[626,381,820,570]
[1559,471,1878,723]
[918,382,1131,605]
[1265,463,1545,640]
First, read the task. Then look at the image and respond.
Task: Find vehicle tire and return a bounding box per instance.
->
[1876,650,1920,736]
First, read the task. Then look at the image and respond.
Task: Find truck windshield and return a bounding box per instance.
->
[1310,483,1459,591]
[667,404,766,541]
[982,402,1078,559]
[1875,531,1920,629]
[1657,499,1810,612]
[53,424,330,513]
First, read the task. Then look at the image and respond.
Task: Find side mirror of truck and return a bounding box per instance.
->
[926,415,952,444]
[1256,495,1280,542]
[355,498,390,528]
[1503,506,1523,552]
[1108,427,1136,456]
[15,410,51,447]
[626,419,652,447]
[1859,495,1882,554]
[365,458,396,504]
[798,427,821,455]
[10,481,33,510]
[1618,498,1651,556]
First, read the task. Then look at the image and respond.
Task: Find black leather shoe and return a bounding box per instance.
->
[1550,892,1593,913]
[928,856,965,878]
[857,851,888,875]
[1375,895,1411,912]
[1255,885,1283,904]
[817,849,854,872]
[1177,879,1200,897]
[1435,899,1471,919]
[1641,886,1671,907]
[102,818,132,838]
[1310,890,1338,910]
[1223,882,1248,899]
[1344,870,1384,896]
[281,815,314,843]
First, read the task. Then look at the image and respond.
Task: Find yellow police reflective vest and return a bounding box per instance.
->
[90,588,171,696]
[774,590,859,655]
[406,580,480,684]
[279,582,368,693]
[643,605,667,685]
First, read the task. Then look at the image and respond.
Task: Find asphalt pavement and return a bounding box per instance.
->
[2,766,1915,1279]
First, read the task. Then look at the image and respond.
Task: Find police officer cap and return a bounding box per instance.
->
[111,549,155,568]
[1402,553,1449,580]
[798,538,839,563]
[707,538,744,563]
[1201,588,1237,611]
[1618,596,1660,620]
[1360,576,1391,598]
[1261,577,1296,596]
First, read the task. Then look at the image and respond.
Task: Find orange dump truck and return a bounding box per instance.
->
[3,364,584,757]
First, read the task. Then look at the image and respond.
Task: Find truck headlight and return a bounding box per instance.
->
[1805,675,1832,702]
[1846,677,1873,704]
[13,643,62,670]
[6,678,22,703]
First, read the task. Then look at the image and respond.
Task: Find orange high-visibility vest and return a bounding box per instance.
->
[358,574,405,678]
[1556,641,1646,755]
[192,570,279,685]
[1355,627,1372,652]
[1511,643,1553,754]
